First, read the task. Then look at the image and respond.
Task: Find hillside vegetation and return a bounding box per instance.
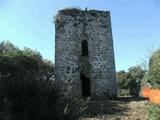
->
[0,41,88,120]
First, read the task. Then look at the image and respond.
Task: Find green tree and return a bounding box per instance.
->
[116,66,145,97]
[0,41,18,52]
[0,41,61,120]
[116,70,128,89]
[146,49,160,88]
[142,49,160,120]
[127,66,145,97]
[0,41,89,120]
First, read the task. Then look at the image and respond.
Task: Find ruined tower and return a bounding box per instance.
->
[55,8,117,99]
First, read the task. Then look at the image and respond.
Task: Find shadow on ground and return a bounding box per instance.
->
[83,96,146,118]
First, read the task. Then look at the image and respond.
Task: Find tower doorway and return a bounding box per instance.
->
[80,72,91,97]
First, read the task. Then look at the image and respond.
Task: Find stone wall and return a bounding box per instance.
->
[55,8,117,99]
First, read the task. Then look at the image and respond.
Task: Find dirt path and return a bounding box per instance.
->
[83,99,149,120]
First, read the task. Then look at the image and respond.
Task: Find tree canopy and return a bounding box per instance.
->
[0,41,58,120]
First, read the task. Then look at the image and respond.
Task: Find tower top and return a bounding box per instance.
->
[57,8,110,18]
[58,8,110,14]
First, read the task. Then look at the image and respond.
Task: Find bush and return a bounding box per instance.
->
[142,49,160,120]
[116,66,145,97]
[144,49,160,88]
[116,71,129,89]
[127,66,145,97]
[117,89,130,96]
[0,41,89,120]
[63,97,89,120]
[0,43,62,120]
[148,104,160,120]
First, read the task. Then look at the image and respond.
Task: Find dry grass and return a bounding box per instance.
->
[82,99,149,120]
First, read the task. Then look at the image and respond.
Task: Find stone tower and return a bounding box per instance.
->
[55,8,117,99]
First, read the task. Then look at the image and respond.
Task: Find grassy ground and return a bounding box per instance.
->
[0,97,149,120]
[83,97,149,120]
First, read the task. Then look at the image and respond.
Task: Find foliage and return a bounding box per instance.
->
[0,41,18,52]
[148,104,160,120]
[127,66,146,97]
[116,70,130,96]
[142,49,160,120]
[0,41,61,120]
[64,97,89,120]
[116,70,129,89]
[53,7,81,23]
[117,89,130,96]
[0,41,89,120]
[61,7,81,11]
[143,49,160,88]
[117,66,145,97]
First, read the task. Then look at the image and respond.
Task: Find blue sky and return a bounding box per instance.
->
[0,0,160,71]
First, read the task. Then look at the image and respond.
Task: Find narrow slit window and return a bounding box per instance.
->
[82,40,88,56]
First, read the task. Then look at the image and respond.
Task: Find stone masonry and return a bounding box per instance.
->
[55,8,117,99]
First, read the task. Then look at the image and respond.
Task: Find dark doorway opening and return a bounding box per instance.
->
[82,40,88,56]
[80,72,91,97]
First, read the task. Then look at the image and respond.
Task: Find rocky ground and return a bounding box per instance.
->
[83,97,149,120]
